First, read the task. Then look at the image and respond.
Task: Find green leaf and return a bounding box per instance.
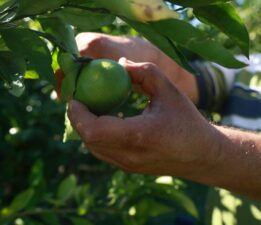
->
[24,70,39,79]
[0,51,26,82]
[0,37,8,51]
[40,213,60,225]
[63,110,80,142]
[57,174,77,203]
[39,16,79,55]
[150,19,247,68]
[149,183,199,218]
[124,18,196,74]
[0,51,26,97]
[168,0,229,7]
[17,0,66,17]
[1,28,55,84]
[9,189,34,213]
[70,217,93,225]
[57,52,81,101]
[74,184,90,205]
[0,207,12,219]
[0,0,17,14]
[0,0,15,8]
[194,3,249,57]
[132,198,173,224]
[188,39,247,68]
[54,8,115,31]
[28,159,44,187]
[26,160,46,208]
[24,218,44,225]
[0,10,17,23]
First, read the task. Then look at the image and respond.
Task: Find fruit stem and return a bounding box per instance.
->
[76,56,93,64]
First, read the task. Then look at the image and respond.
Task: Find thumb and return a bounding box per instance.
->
[119,57,174,98]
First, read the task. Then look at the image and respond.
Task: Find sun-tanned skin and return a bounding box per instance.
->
[68,33,261,199]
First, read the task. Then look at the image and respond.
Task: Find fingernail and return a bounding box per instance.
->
[118,57,127,65]
[119,57,134,65]
[126,59,135,64]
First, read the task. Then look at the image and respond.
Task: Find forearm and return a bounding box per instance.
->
[192,125,261,199]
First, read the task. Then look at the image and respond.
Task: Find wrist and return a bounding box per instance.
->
[156,52,199,104]
[183,123,223,181]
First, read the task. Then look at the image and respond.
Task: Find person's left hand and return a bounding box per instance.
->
[67,58,219,178]
[76,32,199,103]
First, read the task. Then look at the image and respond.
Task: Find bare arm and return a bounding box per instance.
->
[198,126,261,199]
[68,59,261,199]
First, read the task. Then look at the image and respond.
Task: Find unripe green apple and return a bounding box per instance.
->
[74,59,132,115]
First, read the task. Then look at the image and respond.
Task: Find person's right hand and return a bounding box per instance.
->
[76,32,199,103]
[67,58,216,178]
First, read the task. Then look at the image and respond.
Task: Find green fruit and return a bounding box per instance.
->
[74,59,131,115]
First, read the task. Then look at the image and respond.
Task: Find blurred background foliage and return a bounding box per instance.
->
[0,0,261,225]
[237,0,261,53]
[178,0,261,56]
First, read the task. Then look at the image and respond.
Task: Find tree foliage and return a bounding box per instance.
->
[0,0,259,225]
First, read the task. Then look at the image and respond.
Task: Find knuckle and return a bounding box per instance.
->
[142,62,157,72]
[87,35,106,47]
[141,63,162,80]
[121,129,144,149]
[76,32,101,43]
[76,32,106,55]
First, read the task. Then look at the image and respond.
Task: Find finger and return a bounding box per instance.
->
[68,100,143,148]
[119,58,176,98]
[68,90,153,172]
[68,100,98,141]
[87,146,136,173]
[76,32,127,60]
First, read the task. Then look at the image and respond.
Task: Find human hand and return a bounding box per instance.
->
[67,58,218,178]
[76,32,199,103]
[76,32,180,82]
[76,32,165,67]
